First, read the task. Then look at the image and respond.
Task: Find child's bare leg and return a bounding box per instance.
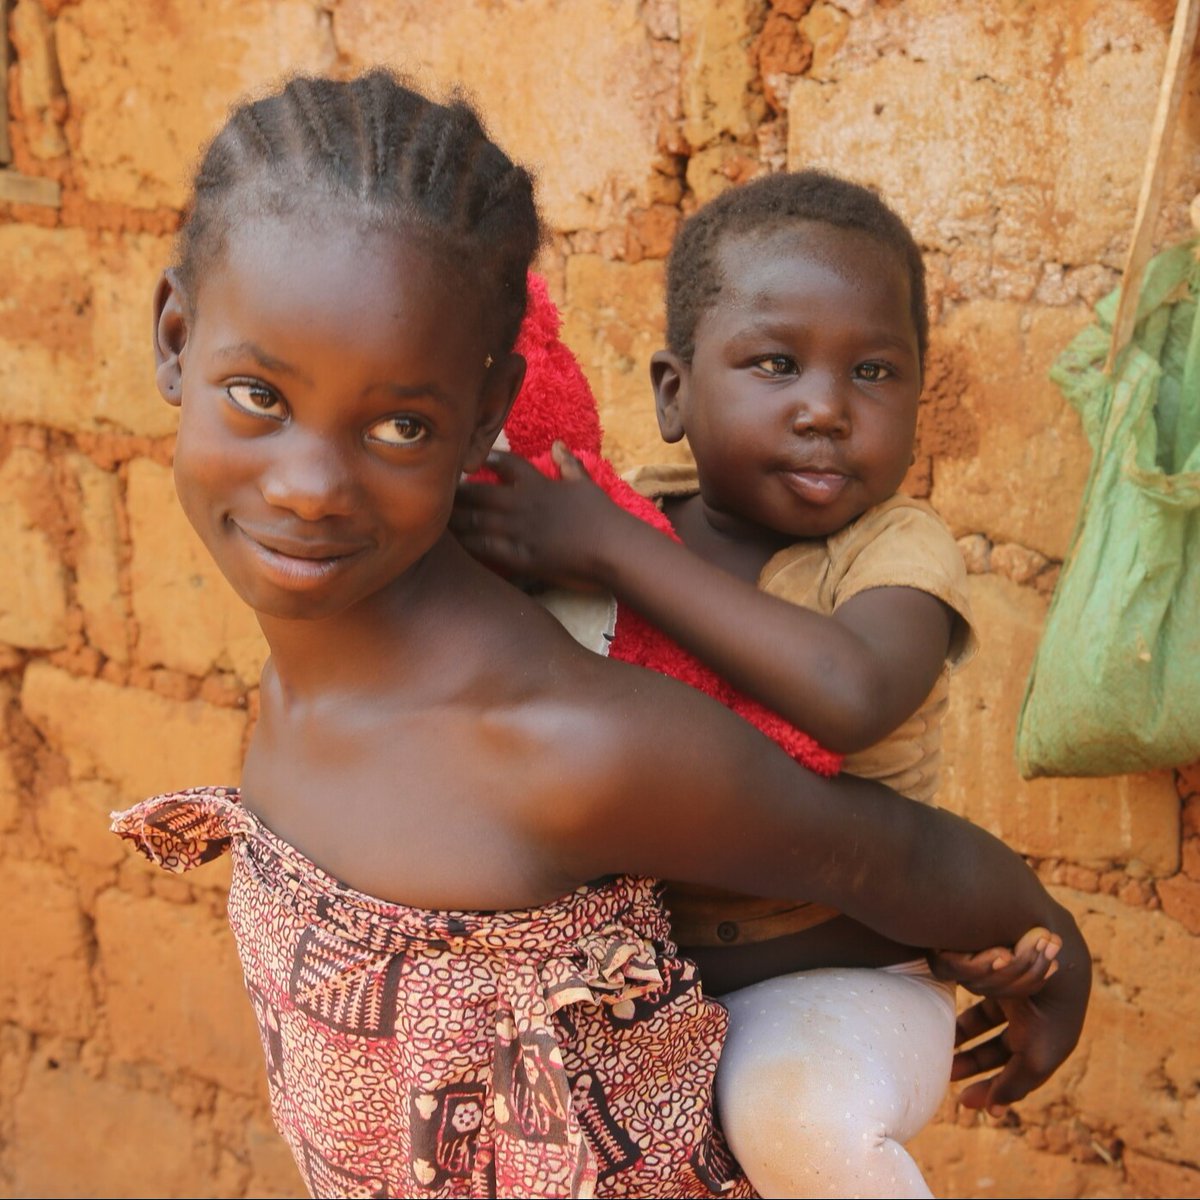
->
[715,962,955,1199]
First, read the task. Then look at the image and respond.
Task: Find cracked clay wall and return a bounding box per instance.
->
[1,1,1198,1196]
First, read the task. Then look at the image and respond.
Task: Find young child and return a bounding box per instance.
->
[112,73,1089,1200]
[451,170,1059,1197]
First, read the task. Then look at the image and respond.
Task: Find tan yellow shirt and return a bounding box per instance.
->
[626,463,979,945]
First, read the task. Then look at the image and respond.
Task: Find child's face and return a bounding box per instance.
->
[659,222,921,541]
[154,211,519,622]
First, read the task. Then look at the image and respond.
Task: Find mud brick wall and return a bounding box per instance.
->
[1,2,1198,1197]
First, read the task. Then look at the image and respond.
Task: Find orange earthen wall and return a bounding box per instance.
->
[1,2,1198,1197]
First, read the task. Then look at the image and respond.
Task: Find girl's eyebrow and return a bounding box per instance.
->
[213,342,449,403]
[383,383,452,405]
[214,341,312,385]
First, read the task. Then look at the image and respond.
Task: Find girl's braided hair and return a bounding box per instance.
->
[176,69,543,353]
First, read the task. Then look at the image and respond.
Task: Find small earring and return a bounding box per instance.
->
[483,354,494,370]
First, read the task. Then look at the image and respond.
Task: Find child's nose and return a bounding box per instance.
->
[792,373,850,437]
[260,429,359,520]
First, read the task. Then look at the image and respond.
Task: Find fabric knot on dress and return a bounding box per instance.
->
[542,925,666,1016]
[110,787,243,873]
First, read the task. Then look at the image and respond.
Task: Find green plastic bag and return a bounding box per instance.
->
[1016,240,1200,778]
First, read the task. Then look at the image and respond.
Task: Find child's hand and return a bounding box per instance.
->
[949,921,1090,1116]
[930,924,1061,999]
[452,444,626,591]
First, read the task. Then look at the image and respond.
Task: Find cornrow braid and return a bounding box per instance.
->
[175,69,542,352]
[360,71,391,187]
[665,169,928,367]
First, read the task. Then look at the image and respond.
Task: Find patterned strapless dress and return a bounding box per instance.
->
[112,787,756,1200]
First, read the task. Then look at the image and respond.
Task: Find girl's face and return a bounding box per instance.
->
[155,211,519,622]
[655,222,922,542]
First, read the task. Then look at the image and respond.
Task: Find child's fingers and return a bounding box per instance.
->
[454,527,531,569]
[949,1008,1029,1116]
[971,953,1058,997]
[990,957,1059,997]
[953,995,1006,1048]
[980,937,1060,996]
[935,931,1063,996]
[550,440,590,480]
[451,484,521,525]
[1012,926,1060,960]
[455,479,514,506]
[931,946,1013,984]
[958,1046,1045,1117]
[955,1070,1016,1117]
[951,1032,1010,1085]
[1008,928,1061,982]
[484,449,540,483]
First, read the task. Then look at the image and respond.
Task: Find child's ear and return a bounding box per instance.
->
[153,269,190,408]
[462,351,527,473]
[650,349,688,444]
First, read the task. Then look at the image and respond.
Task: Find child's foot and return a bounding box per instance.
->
[930,925,1061,998]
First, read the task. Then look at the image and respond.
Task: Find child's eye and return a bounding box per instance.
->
[227,382,285,419]
[366,415,429,447]
[753,355,798,377]
[855,362,894,382]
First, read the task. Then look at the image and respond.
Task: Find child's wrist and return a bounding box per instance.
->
[589,505,662,593]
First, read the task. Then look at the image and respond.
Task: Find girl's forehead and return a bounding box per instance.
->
[188,211,491,394]
[216,208,429,285]
[198,212,470,332]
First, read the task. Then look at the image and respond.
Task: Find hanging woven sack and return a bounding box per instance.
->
[1016,240,1200,777]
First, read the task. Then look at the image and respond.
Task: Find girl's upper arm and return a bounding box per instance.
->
[551,670,912,927]
[549,664,1060,956]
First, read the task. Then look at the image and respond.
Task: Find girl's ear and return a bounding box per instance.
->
[650,349,688,444]
[153,269,190,407]
[462,351,527,473]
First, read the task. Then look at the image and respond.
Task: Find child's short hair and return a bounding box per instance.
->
[175,69,543,353]
[665,169,928,367]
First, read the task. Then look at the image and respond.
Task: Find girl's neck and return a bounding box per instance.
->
[254,533,469,704]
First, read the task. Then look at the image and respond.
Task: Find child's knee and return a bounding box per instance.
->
[718,1072,931,1200]
[714,967,955,1178]
[718,1049,902,1154]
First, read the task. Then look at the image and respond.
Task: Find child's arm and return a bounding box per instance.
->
[453,445,953,753]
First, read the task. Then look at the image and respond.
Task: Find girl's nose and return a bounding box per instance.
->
[792,375,850,438]
[259,430,359,520]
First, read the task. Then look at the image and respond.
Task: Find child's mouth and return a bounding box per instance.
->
[779,469,849,506]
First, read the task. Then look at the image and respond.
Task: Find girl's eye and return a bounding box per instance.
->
[855,362,894,382]
[754,355,798,377]
[366,415,429,447]
[226,382,285,419]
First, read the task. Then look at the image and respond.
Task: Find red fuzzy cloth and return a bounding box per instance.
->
[480,274,843,777]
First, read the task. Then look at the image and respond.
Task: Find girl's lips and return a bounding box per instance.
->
[233,524,365,591]
[779,469,850,506]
